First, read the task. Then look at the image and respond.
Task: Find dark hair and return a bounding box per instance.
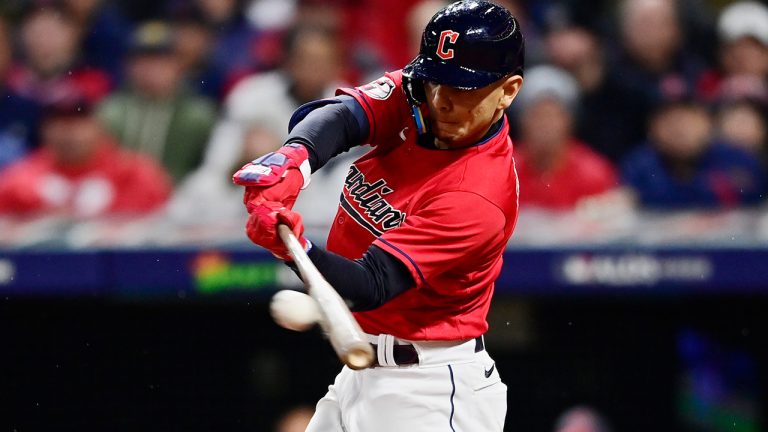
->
[21,0,77,24]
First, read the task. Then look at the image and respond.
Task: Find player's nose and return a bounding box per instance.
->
[430,83,453,112]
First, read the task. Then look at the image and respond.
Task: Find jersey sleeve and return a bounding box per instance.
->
[372,191,507,290]
[335,70,410,148]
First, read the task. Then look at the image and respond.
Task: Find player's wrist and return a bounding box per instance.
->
[287,146,312,190]
[281,143,311,189]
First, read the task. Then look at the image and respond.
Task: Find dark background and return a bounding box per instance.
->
[3,294,765,431]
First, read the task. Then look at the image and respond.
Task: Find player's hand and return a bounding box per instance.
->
[232,143,311,211]
[245,201,309,261]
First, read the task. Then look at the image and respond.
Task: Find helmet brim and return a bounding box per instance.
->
[402,55,506,90]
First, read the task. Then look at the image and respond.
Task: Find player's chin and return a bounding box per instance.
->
[435,133,474,148]
[433,127,467,144]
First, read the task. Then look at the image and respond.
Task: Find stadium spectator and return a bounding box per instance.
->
[169,7,228,100]
[715,99,767,166]
[622,98,767,208]
[554,406,612,432]
[97,21,217,184]
[545,26,641,162]
[6,4,112,106]
[717,1,768,82]
[608,0,712,150]
[63,0,133,81]
[513,65,618,210]
[707,1,768,105]
[168,24,347,228]
[0,16,40,170]
[0,93,171,217]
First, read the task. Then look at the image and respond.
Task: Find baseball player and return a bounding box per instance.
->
[233,1,524,430]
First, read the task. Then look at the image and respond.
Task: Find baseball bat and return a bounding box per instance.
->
[277,224,374,370]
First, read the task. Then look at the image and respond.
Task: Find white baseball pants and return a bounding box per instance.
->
[305,335,507,432]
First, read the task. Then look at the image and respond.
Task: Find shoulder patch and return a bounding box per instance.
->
[360,77,396,100]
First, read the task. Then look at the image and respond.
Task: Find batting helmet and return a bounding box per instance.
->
[403,0,525,90]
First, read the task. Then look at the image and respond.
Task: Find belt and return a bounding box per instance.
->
[370,336,485,367]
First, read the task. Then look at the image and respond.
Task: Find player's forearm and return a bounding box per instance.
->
[285,95,369,172]
[288,244,413,312]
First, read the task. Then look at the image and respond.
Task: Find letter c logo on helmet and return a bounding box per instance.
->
[403,0,525,90]
[436,30,460,60]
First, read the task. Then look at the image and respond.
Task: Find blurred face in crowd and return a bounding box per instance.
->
[721,37,768,78]
[620,0,681,72]
[546,28,604,92]
[21,9,81,77]
[239,126,282,164]
[173,21,213,71]
[285,30,340,104]
[43,115,102,165]
[717,102,766,154]
[425,75,522,149]
[128,53,182,100]
[555,408,607,432]
[197,0,237,24]
[651,103,712,161]
[519,97,573,159]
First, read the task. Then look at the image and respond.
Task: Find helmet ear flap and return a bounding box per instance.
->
[403,74,426,106]
[402,75,430,136]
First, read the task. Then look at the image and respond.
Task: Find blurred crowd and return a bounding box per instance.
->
[0,0,767,228]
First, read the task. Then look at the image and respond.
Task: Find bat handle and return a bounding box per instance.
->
[277,224,313,274]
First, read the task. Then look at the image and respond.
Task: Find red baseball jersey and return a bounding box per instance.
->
[328,70,519,341]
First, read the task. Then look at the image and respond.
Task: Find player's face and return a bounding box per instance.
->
[424,76,521,148]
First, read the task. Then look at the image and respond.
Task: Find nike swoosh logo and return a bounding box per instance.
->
[484,363,495,378]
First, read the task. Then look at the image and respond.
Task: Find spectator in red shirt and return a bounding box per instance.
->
[0,94,171,217]
[513,65,618,210]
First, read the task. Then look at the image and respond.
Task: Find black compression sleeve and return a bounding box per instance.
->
[286,96,369,172]
[290,244,414,312]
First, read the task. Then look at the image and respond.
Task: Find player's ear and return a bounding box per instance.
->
[497,75,523,110]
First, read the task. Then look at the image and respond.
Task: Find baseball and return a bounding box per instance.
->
[270,290,322,331]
